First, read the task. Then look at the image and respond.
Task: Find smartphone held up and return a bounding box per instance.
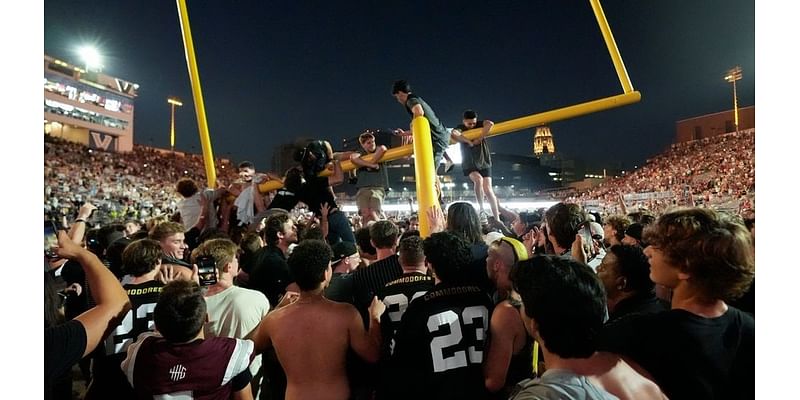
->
[196,255,218,286]
[44,220,59,259]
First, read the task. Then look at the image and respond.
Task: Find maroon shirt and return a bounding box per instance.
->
[122,332,254,400]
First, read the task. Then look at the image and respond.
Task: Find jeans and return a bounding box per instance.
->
[326,210,356,244]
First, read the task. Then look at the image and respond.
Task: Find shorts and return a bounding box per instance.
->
[356,187,385,211]
[464,167,492,178]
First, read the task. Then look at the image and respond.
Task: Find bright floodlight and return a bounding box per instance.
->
[79,46,102,71]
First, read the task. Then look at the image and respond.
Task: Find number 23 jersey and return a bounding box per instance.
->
[390,282,493,400]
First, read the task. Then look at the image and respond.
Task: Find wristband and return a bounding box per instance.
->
[75,219,86,224]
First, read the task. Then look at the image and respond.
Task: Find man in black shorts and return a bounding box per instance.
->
[451,109,499,221]
[389,232,493,400]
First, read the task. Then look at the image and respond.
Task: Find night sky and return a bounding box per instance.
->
[43,0,755,171]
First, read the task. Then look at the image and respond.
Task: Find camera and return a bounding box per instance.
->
[196,255,218,286]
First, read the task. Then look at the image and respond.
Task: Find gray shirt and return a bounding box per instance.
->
[405,93,449,153]
[510,369,619,400]
[356,151,389,190]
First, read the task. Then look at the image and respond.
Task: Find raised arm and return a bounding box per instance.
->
[56,231,131,357]
[348,297,384,363]
[68,202,97,243]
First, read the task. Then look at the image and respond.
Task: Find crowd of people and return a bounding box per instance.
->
[45,81,755,400]
[562,129,755,215]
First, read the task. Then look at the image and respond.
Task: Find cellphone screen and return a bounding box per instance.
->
[44,221,58,258]
[196,256,218,286]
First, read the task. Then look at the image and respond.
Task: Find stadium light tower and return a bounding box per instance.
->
[167,97,184,152]
[724,66,743,132]
[78,45,102,72]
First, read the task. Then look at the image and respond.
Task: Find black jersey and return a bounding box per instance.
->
[375,272,434,400]
[85,280,164,400]
[377,272,435,358]
[389,282,493,400]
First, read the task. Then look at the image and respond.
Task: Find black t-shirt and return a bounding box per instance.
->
[298,176,338,216]
[268,189,299,211]
[45,320,87,399]
[405,94,449,153]
[249,245,292,307]
[389,283,493,400]
[456,121,492,171]
[608,291,668,323]
[352,254,403,323]
[598,306,755,400]
[377,271,435,358]
[375,272,435,400]
[324,272,355,304]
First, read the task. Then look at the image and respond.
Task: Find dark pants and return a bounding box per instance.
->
[326,210,356,244]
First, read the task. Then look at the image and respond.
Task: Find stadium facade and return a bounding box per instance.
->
[44,54,139,152]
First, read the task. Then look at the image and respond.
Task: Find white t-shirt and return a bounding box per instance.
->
[204,286,270,377]
[178,189,219,231]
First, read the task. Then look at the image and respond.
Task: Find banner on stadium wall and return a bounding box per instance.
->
[89,131,117,152]
[623,191,674,201]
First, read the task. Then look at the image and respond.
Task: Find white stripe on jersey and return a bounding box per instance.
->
[121,331,160,386]
[154,391,193,399]
[221,338,255,385]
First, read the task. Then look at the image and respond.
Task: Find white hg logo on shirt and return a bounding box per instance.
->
[168,364,187,381]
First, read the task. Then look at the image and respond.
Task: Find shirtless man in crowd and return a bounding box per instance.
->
[249,239,385,400]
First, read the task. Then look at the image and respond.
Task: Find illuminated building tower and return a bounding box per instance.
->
[533,126,556,156]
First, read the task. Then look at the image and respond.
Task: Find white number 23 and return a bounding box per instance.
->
[427,306,488,372]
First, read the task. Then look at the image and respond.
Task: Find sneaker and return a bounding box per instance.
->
[444,159,455,173]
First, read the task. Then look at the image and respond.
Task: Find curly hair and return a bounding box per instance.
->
[288,239,333,291]
[422,232,472,283]
[544,203,586,250]
[643,207,755,302]
[604,215,631,243]
[176,178,199,198]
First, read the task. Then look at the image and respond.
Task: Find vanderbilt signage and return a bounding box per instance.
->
[89,131,117,152]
